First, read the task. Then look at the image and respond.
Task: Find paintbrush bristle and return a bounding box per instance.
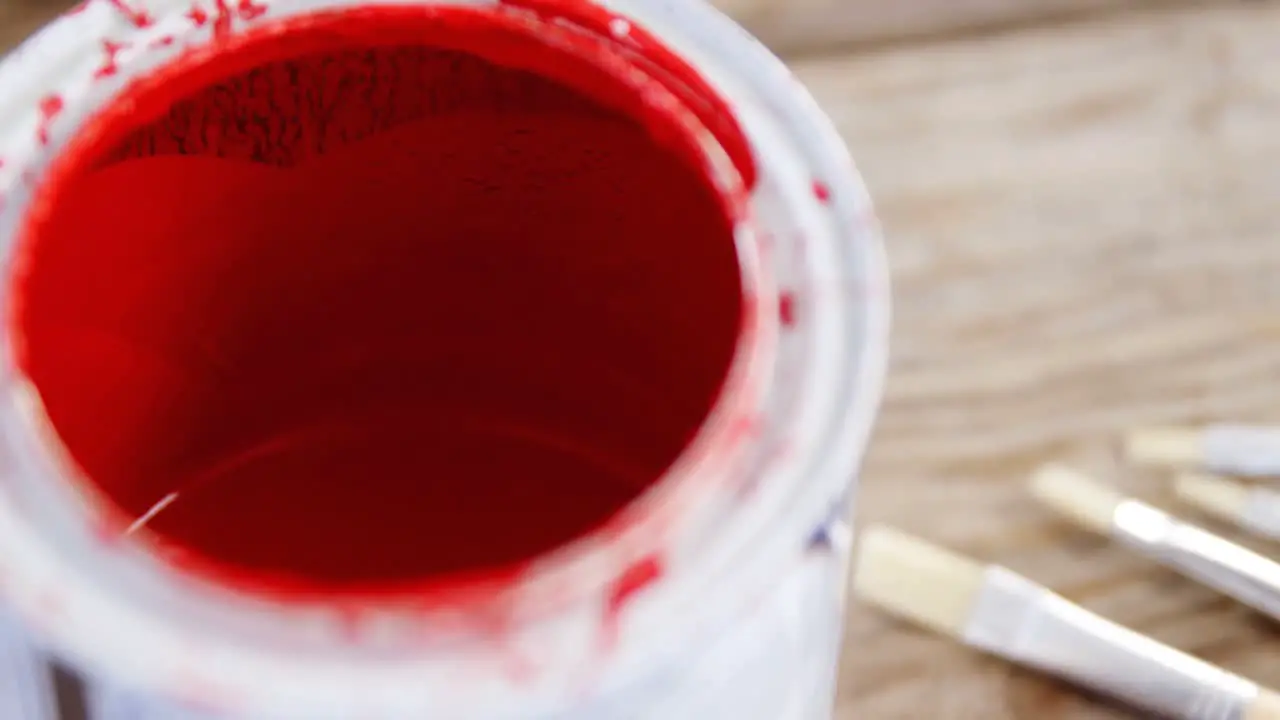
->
[1030,465,1123,535]
[1175,473,1249,524]
[852,526,985,639]
[1249,688,1280,720]
[1126,427,1203,468]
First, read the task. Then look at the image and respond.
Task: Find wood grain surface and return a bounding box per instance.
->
[4,0,1280,718]
[714,0,1213,55]
[800,2,1280,716]
[0,0,1226,55]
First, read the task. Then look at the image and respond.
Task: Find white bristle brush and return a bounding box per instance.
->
[1176,473,1280,543]
[1127,425,1280,479]
[1031,464,1280,622]
[854,526,1280,720]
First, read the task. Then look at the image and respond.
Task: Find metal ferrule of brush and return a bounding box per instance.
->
[1111,500,1280,622]
[964,567,1257,720]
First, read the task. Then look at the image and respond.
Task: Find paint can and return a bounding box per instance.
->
[0,1,889,718]
[0,610,58,720]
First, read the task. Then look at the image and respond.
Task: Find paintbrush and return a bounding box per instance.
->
[1176,473,1280,543]
[1128,425,1280,479]
[854,526,1280,720]
[1031,464,1280,623]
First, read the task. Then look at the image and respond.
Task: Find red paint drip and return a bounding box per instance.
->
[211,0,235,38]
[601,555,663,646]
[779,291,797,327]
[13,6,744,611]
[94,39,131,79]
[36,95,64,146]
[105,0,154,28]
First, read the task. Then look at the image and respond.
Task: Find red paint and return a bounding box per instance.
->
[36,95,64,146]
[67,0,151,25]
[778,291,797,327]
[105,0,155,28]
[601,554,663,645]
[211,0,235,38]
[501,0,756,191]
[237,0,268,22]
[12,6,744,608]
[812,180,831,203]
[150,35,177,49]
[94,39,131,79]
[180,0,266,38]
[187,4,209,26]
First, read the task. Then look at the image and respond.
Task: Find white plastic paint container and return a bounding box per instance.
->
[0,1,889,718]
[0,610,58,720]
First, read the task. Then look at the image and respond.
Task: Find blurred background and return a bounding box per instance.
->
[4,0,1280,717]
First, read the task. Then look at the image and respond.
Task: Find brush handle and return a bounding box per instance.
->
[1113,501,1280,622]
[965,568,1256,720]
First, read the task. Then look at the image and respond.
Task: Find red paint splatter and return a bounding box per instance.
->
[602,555,663,645]
[105,0,154,28]
[36,95,64,146]
[237,0,268,21]
[186,4,209,26]
[197,0,266,38]
[778,291,797,327]
[211,0,235,38]
[150,35,177,49]
[94,39,131,79]
[813,180,832,203]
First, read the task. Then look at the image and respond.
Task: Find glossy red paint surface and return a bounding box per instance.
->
[12,7,742,597]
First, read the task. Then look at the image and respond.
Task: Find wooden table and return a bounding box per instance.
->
[5,1,1280,717]
[808,3,1280,716]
